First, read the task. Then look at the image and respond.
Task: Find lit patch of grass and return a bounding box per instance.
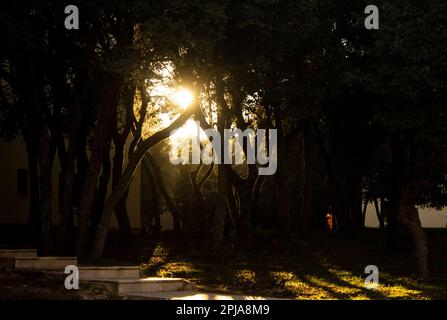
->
[271,271,325,299]
[234,269,256,287]
[136,231,447,300]
[377,284,424,299]
[304,274,363,299]
[153,262,203,279]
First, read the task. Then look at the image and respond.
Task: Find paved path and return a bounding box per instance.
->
[125,291,284,300]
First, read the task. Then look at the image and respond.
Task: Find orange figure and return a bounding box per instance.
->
[326,212,333,231]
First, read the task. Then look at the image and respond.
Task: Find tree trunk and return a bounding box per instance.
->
[94,139,112,227]
[373,198,385,230]
[141,157,161,235]
[300,130,312,235]
[38,126,53,254]
[397,186,428,279]
[273,106,290,239]
[76,74,123,257]
[235,182,251,245]
[145,155,181,232]
[140,160,151,234]
[251,175,264,228]
[112,139,131,243]
[212,77,227,245]
[350,175,364,232]
[213,164,227,243]
[57,97,85,254]
[90,102,198,258]
[24,131,41,247]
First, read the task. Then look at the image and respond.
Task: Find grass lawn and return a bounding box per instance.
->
[100,228,447,300]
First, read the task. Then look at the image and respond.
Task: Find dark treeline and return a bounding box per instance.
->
[1,0,447,280]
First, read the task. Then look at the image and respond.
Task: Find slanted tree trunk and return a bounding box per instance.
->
[94,138,112,227]
[190,159,216,235]
[145,154,181,232]
[226,181,240,233]
[112,137,132,243]
[90,101,199,258]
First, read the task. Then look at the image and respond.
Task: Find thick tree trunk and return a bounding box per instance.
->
[24,131,41,247]
[94,139,112,227]
[15,56,54,253]
[114,182,132,241]
[76,74,123,257]
[38,126,53,254]
[389,133,428,279]
[397,186,428,279]
[300,131,312,234]
[112,139,132,243]
[57,100,84,254]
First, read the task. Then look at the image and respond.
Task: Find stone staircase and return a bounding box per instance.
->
[0,249,276,300]
[0,249,196,298]
[79,266,140,280]
[83,276,196,296]
[15,256,77,270]
[0,249,38,258]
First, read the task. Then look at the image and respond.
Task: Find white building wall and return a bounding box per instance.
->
[364,203,447,228]
[0,136,143,230]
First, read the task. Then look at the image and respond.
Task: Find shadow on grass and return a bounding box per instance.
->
[109,229,447,299]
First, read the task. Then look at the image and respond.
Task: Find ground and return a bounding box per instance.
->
[103,229,447,300]
[0,229,446,299]
[0,271,118,300]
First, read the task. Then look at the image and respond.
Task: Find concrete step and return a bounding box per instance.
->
[83,277,196,295]
[78,266,140,280]
[0,249,37,258]
[14,257,77,270]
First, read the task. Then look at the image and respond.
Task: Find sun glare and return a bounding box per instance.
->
[172,88,193,109]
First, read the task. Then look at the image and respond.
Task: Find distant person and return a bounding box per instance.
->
[326,212,333,231]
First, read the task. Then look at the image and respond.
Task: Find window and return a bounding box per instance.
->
[17,169,28,197]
